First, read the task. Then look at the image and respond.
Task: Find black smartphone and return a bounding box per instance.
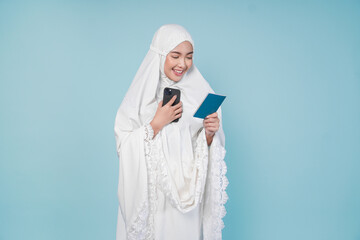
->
[162,87,181,122]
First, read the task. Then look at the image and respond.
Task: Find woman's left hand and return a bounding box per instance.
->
[203,112,220,145]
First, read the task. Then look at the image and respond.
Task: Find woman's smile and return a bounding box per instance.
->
[173,69,184,76]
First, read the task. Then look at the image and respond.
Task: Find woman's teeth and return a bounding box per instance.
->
[174,69,183,76]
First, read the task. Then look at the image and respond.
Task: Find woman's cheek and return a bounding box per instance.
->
[186,59,193,69]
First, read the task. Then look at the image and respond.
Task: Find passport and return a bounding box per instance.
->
[193,93,226,119]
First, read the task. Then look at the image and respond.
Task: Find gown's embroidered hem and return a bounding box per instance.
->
[203,135,228,240]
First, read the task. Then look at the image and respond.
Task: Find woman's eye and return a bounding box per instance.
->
[172,56,179,59]
[187,57,193,60]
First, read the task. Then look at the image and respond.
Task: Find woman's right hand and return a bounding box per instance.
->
[150,95,182,137]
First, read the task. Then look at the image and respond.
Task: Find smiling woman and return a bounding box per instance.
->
[114,24,227,240]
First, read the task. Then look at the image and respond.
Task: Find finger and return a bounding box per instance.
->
[204,123,220,128]
[174,112,182,119]
[203,122,211,128]
[207,128,218,132]
[204,117,219,124]
[204,122,218,128]
[166,95,177,106]
[204,118,216,123]
[172,101,182,110]
[205,112,217,119]
[205,126,218,131]
[174,107,182,114]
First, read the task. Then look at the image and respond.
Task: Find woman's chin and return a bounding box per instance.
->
[169,76,183,82]
[169,71,188,82]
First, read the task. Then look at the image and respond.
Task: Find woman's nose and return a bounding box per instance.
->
[177,58,185,68]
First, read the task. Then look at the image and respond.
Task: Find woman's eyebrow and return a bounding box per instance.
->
[170,51,194,55]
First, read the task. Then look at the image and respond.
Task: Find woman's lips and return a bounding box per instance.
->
[173,69,184,76]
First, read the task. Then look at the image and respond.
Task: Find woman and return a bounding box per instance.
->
[114,24,228,240]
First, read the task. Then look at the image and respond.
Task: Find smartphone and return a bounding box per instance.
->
[162,87,181,122]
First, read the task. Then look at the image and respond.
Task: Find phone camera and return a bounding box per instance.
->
[164,88,172,95]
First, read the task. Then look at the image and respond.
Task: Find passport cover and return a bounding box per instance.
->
[193,93,226,119]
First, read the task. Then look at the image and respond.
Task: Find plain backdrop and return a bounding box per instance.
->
[0,0,359,239]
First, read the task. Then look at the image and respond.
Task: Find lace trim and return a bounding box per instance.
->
[152,127,209,212]
[203,136,228,240]
[126,200,149,240]
[144,123,157,239]
[144,123,154,141]
[126,124,156,240]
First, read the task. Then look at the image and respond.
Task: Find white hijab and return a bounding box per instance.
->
[115,24,227,239]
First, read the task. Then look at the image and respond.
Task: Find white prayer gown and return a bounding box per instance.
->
[114,24,228,240]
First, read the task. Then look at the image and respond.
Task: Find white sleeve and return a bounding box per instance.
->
[115,121,155,239]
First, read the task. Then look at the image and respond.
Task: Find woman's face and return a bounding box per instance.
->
[164,41,193,82]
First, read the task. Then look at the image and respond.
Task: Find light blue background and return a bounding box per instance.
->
[1,0,359,239]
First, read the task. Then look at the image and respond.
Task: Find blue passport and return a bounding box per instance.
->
[193,93,226,119]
